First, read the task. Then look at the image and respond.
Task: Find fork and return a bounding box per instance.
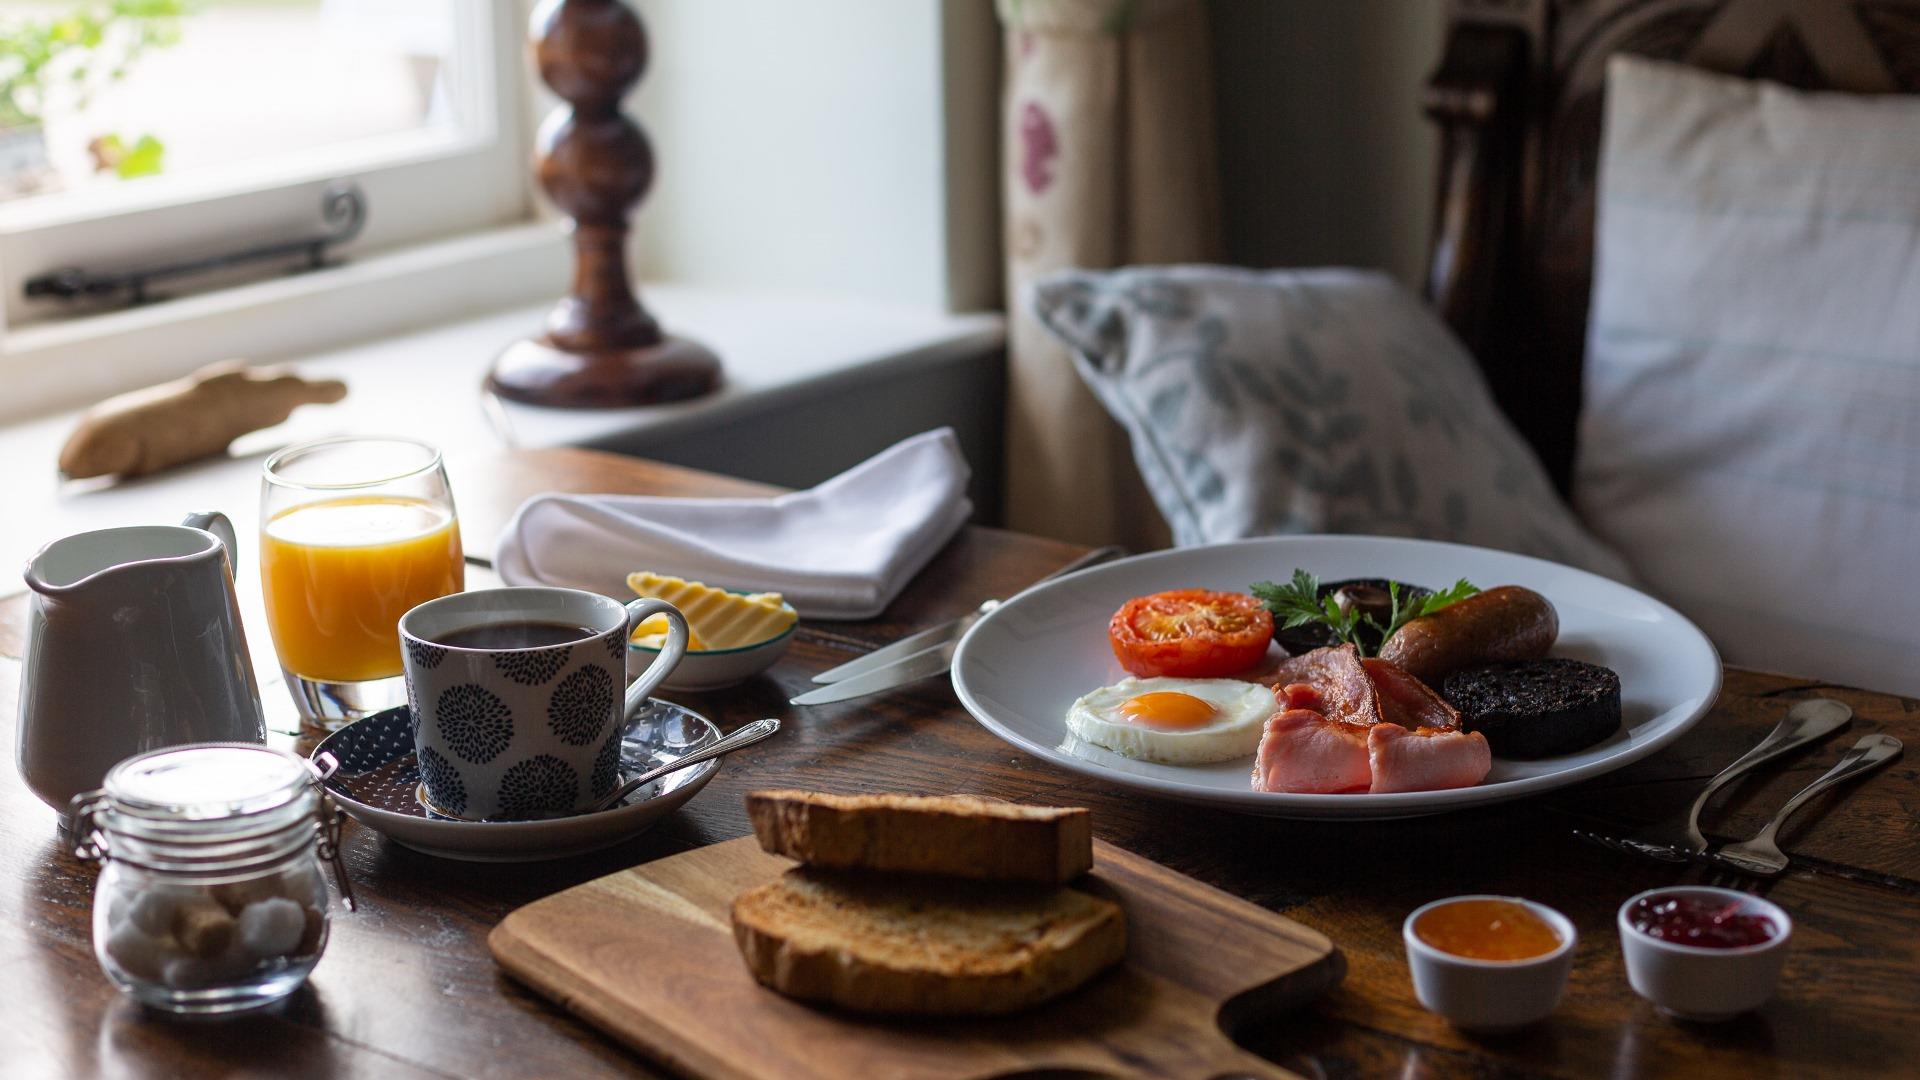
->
[1574,697,1852,863]
[1706,733,1904,878]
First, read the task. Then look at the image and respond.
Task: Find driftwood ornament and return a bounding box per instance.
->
[58,361,347,480]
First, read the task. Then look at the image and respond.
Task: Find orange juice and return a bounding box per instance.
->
[261,496,464,682]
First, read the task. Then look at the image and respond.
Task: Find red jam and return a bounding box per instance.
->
[1627,893,1777,948]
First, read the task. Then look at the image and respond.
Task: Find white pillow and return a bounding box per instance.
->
[1578,56,1920,694]
[1031,265,1630,579]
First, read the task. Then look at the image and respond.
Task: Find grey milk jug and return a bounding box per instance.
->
[17,511,266,814]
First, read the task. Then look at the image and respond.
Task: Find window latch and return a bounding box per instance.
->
[23,182,366,307]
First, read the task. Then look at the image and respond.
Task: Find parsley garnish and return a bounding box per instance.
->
[1250,569,1479,656]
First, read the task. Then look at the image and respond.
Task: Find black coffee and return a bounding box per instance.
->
[435,621,599,650]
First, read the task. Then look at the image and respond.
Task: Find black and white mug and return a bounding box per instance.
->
[397,586,689,821]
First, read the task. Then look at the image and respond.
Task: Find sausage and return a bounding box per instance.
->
[1377,586,1557,684]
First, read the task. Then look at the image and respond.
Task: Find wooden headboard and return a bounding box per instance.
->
[1423,0,1920,490]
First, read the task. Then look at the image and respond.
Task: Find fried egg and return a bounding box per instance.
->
[1065,677,1277,765]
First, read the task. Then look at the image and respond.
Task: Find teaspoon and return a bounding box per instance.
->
[587,717,780,812]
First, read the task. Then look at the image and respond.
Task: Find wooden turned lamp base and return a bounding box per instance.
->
[491,0,721,410]
[487,336,721,408]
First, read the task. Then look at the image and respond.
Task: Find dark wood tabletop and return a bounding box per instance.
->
[3,447,1915,1079]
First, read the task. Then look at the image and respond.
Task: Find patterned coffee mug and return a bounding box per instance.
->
[397,586,689,820]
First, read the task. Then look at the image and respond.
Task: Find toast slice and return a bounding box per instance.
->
[731,867,1125,1016]
[746,791,1093,885]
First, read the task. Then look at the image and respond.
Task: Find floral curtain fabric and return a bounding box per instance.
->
[998,0,1221,549]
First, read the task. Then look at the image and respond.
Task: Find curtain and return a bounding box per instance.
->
[998,0,1221,550]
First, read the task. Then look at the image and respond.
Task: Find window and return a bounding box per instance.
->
[0,0,537,333]
[0,0,995,425]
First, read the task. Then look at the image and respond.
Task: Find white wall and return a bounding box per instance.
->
[624,0,997,312]
[617,0,1441,306]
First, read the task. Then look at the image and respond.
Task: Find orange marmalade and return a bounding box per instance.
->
[1413,899,1562,961]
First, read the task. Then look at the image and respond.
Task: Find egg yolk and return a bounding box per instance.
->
[1120,692,1217,730]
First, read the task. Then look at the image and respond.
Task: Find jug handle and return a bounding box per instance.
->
[182,510,237,569]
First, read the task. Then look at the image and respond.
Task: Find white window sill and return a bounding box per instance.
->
[0,221,572,422]
[0,285,1006,582]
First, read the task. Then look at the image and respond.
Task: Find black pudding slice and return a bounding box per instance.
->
[1442,659,1623,759]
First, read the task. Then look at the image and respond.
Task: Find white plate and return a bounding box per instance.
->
[950,535,1721,819]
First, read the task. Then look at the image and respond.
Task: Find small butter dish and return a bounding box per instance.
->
[1403,895,1578,1032]
[632,608,797,692]
[1617,886,1791,1022]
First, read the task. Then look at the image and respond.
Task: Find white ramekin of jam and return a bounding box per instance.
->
[1618,886,1791,1021]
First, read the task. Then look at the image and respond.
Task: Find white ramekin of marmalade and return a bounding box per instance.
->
[1403,894,1578,1032]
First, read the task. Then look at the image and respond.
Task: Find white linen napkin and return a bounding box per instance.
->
[493,428,973,620]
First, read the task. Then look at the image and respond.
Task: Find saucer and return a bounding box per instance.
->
[311,700,722,863]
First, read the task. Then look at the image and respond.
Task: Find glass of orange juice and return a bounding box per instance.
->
[261,437,464,729]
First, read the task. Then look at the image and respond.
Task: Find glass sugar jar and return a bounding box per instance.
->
[67,743,353,1015]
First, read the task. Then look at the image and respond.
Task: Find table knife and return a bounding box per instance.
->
[809,545,1125,685]
[790,637,961,705]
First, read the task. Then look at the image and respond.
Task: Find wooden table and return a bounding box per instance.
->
[2,447,1915,1079]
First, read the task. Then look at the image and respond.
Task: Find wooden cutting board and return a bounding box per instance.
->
[490,837,1342,1080]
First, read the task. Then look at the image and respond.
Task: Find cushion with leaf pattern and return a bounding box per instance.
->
[1031,265,1629,579]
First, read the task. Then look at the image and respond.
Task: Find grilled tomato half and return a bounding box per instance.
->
[1108,590,1274,678]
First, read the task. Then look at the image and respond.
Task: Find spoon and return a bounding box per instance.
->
[587,717,780,812]
[1709,732,1903,877]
